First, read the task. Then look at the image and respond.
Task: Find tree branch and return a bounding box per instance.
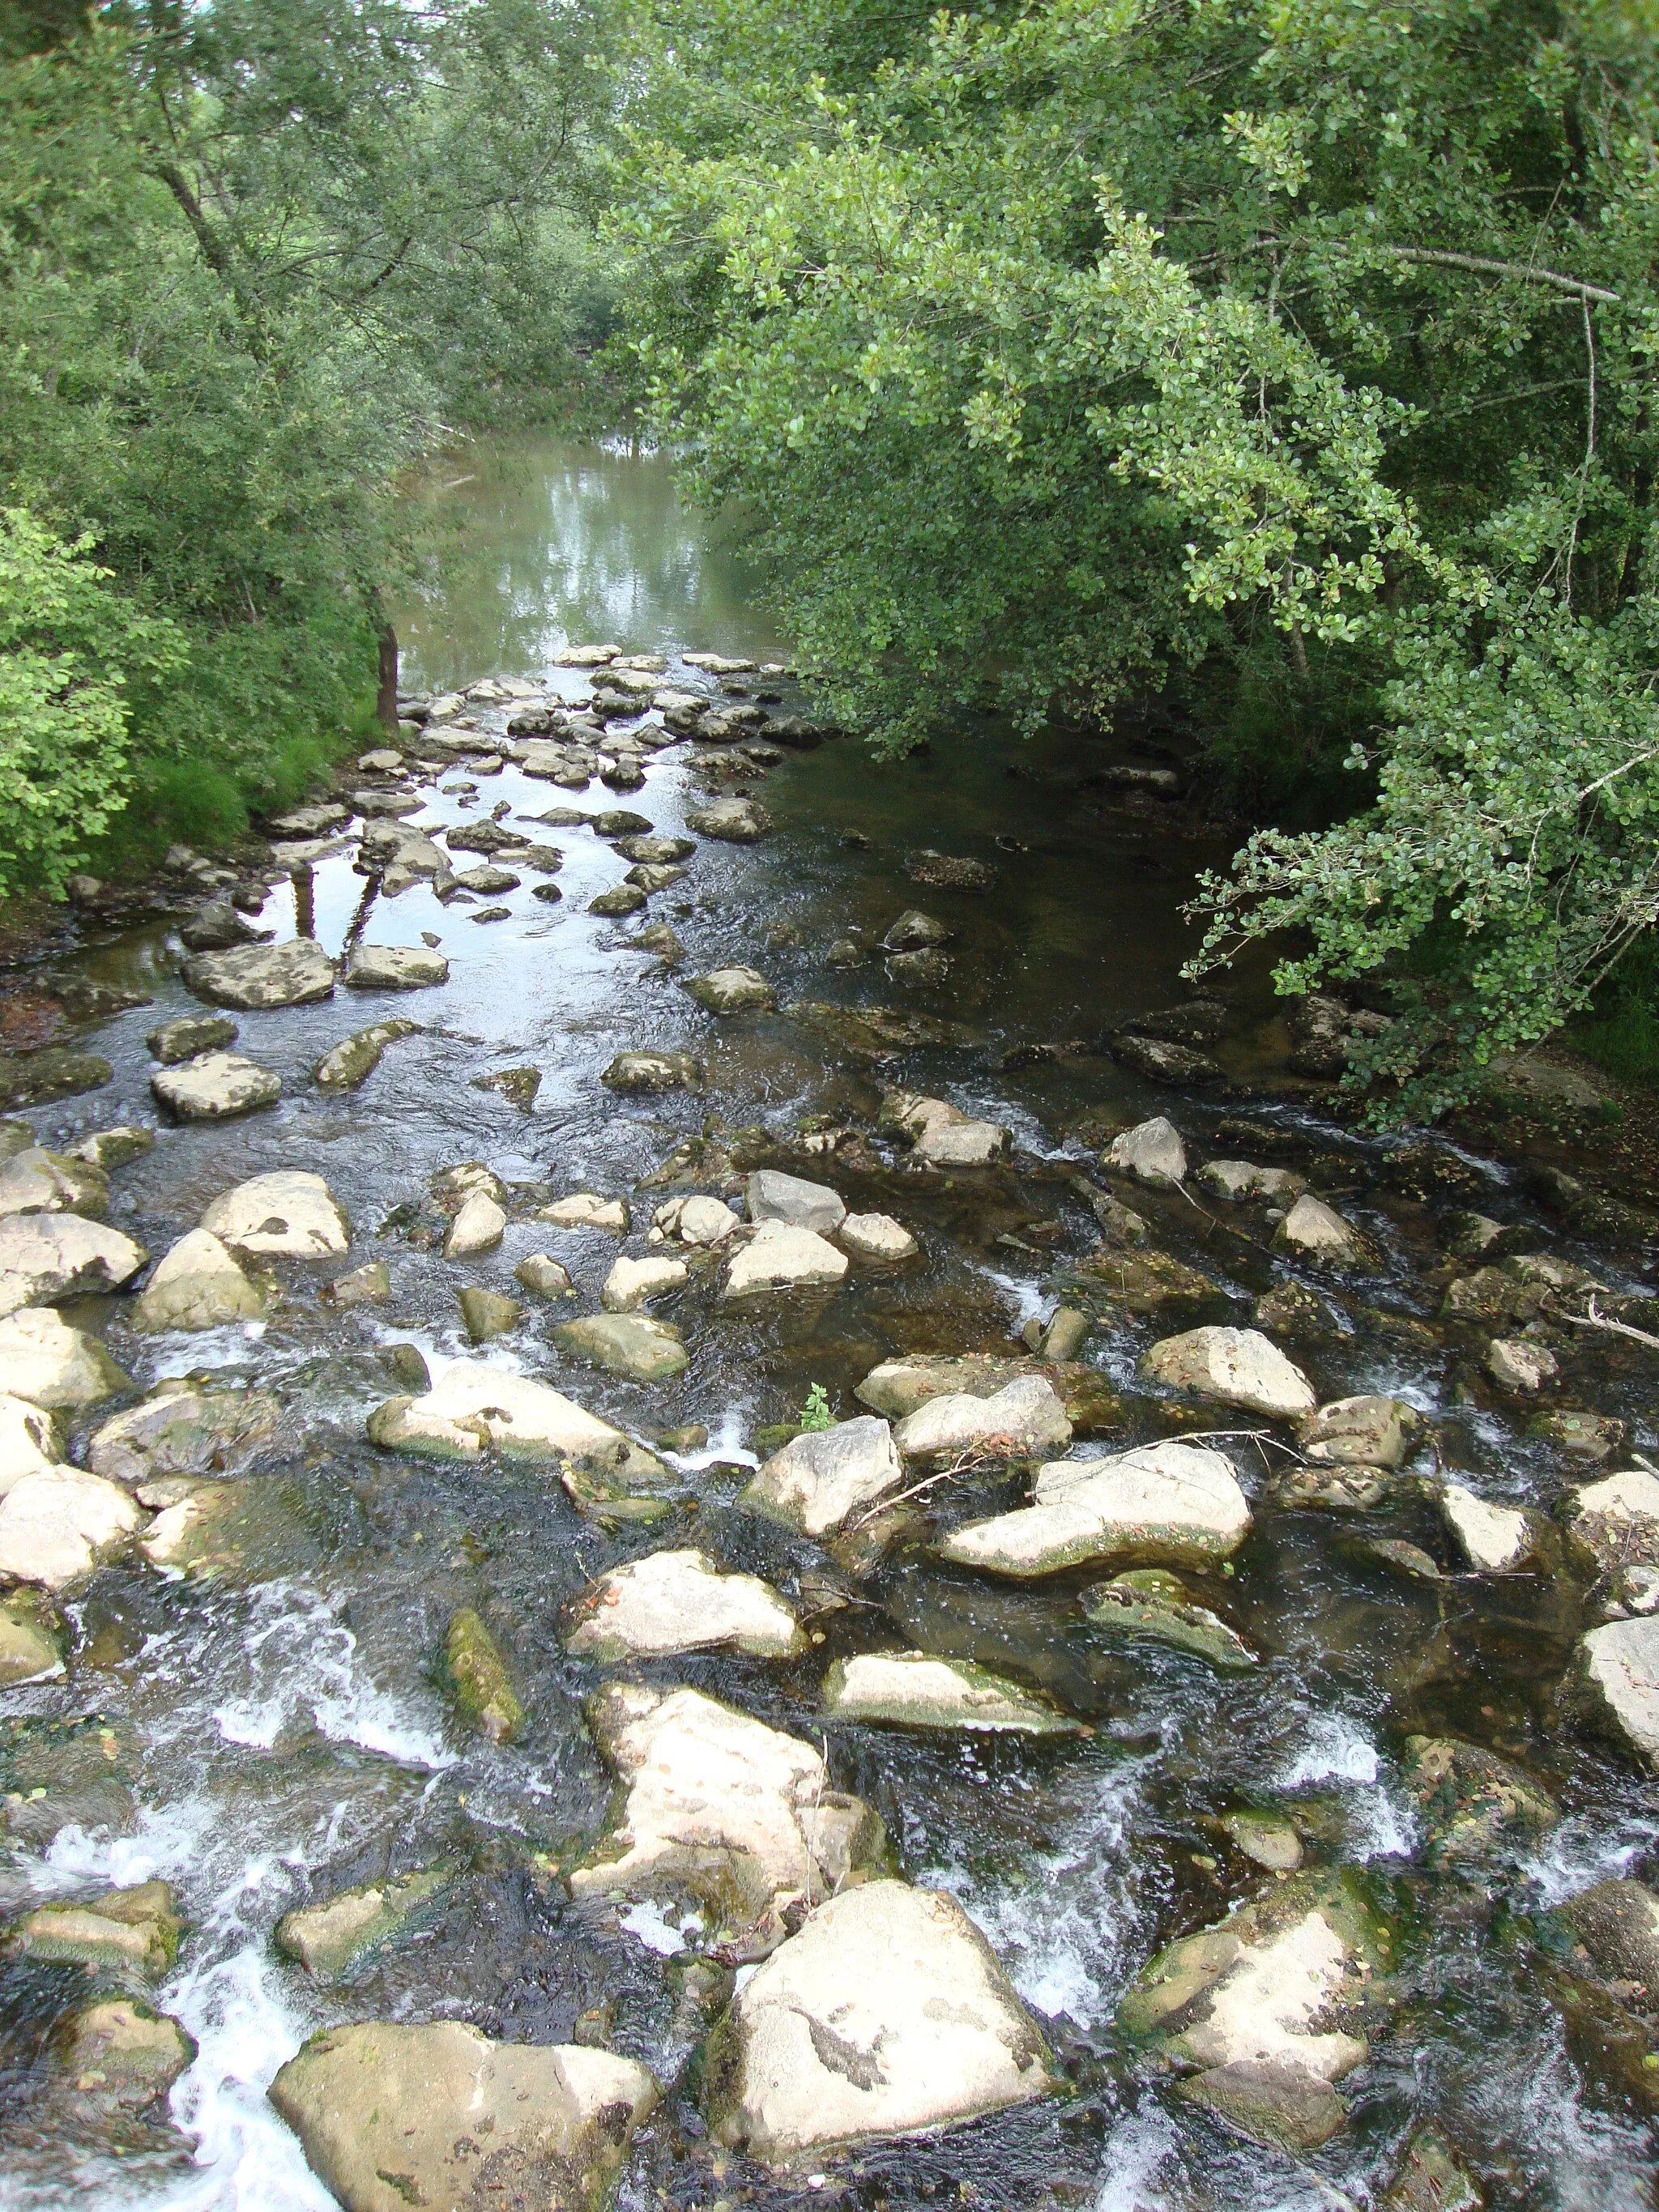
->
[1382,245,1619,305]
[151,159,231,277]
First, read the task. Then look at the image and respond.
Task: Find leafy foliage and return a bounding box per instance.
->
[614,0,1659,1116]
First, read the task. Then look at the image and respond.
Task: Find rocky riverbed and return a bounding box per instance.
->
[1,627,1659,2212]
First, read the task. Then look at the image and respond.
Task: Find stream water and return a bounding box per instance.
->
[1,433,1656,2211]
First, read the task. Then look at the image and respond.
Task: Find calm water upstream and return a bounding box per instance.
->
[0,433,1655,2211]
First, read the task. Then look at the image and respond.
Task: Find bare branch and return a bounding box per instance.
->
[1381,245,1619,305]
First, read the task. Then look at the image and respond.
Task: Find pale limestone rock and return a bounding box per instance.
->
[8,1882,181,1979]
[1141,1326,1316,1417]
[200,1171,350,1257]
[343,943,449,990]
[1296,1396,1420,1468]
[822,1651,1081,1734]
[707,1880,1051,2162]
[269,2022,656,2212]
[892,1375,1071,1461]
[150,1051,280,1120]
[0,1466,145,1588]
[134,1230,264,1332]
[139,1481,243,1575]
[1196,1160,1307,1204]
[1487,1336,1559,1393]
[722,1219,848,1298]
[1439,1482,1534,1573]
[1106,1116,1187,1187]
[652,1194,740,1247]
[0,1394,62,1494]
[884,1091,1010,1166]
[0,1213,147,1318]
[740,1417,905,1538]
[366,1359,666,1496]
[1580,1615,1659,1762]
[565,1548,804,1661]
[183,939,335,1008]
[88,1380,278,1485]
[275,1868,452,1982]
[1565,1468,1659,1578]
[601,1253,687,1311]
[0,1307,129,1407]
[940,1442,1251,1578]
[746,1168,846,1233]
[839,1211,918,1259]
[443,1189,505,1257]
[0,1598,62,1684]
[1273,1193,1366,1264]
[0,1147,109,1218]
[553,1312,688,1383]
[540,1192,629,1232]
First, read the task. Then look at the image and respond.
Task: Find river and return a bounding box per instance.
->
[0,433,1654,2211]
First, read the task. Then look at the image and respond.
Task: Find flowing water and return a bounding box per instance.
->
[1,433,1656,2210]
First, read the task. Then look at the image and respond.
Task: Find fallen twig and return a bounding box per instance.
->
[844,1444,1000,1533]
[1564,1293,1659,1350]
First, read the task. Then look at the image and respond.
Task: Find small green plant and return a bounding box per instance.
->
[798,1383,833,1433]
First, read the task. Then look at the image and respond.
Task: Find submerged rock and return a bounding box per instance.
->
[685,966,774,1013]
[822,1651,1081,1734]
[0,1306,130,1407]
[740,1417,905,1538]
[941,1442,1250,1578]
[0,1213,146,1317]
[183,939,335,1009]
[88,1380,278,1485]
[1381,2128,1485,2212]
[569,1682,886,1946]
[444,1607,524,1742]
[49,1997,195,2131]
[269,2022,656,2212]
[905,848,997,891]
[0,1049,111,1110]
[1081,1568,1257,1670]
[746,1167,846,1233]
[7,1881,182,1979]
[555,1312,689,1383]
[201,1170,351,1257]
[1141,1326,1316,1418]
[134,1230,265,1332]
[322,1260,390,1308]
[1220,1810,1303,1871]
[0,1466,145,1588]
[565,1548,804,1661]
[0,1595,63,1685]
[276,1868,452,1983]
[722,1219,848,1297]
[1579,1616,1659,1763]
[893,1375,1071,1462]
[1402,1736,1558,1860]
[1557,1878,1659,1989]
[705,1879,1051,2162]
[457,1286,520,1343]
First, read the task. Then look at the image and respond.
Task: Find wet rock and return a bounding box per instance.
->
[0,1306,129,1407]
[1579,1616,1659,1762]
[1083,1187,1149,1245]
[1443,1252,1597,1324]
[368,1360,669,1506]
[601,1254,687,1310]
[0,1213,146,1316]
[1557,1878,1659,1989]
[322,1260,390,1308]
[343,942,448,990]
[88,1379,277,1484]
[746,1168,845,1234]
[1296,1395,1420,1468]
[632,920,686,961]
[6,1882,182,1979]
[451,862,522,894]
[590,883,647,915]
[1381,2128,1484,2212]
[1273,1192,1373,1267]
[787,1000,975,1061]
[591,808,653,835]
[1196,1160,1308,1204]
[0,1466,145,1587]
[444,1606,524,1742]
[570,1682,885,1943]
[457,1286,520,1343]
[147,1014,238,1065]
[0,1049,111,1109]
[855,1351,1113,1434]
[942,1441,1249,1577]
[540,1191,629,1230]
[602,1050,703,1093]
[1487,1336,1559,1393]
[1119,1871,1388,2149]
[740,1417,904,1538]
[313,1017,420,1090]
[685,966,774,1013]
[1081,1568,1257,1669]
[178,899,271,952]
[515,1252,574,1297]
[443,1190,505,1257]
[1113,1033,1222,1085]
[555,1313,689,1383]
[882,910,950,951]
[722,1220,848,1298]
[1439,1481,1536,1572]
[1038,1307,1090,1362]
[269,2021,655,2212]
[893,1375,1071,1462]
[1105,1115,1187,1187]
[151,1049,280,1120]
[1221,1811,1303,1870]
[183,939,336,1009]
[49,1995,194,2132]
[905,848,996,892]
[1253,1279,1341,1339]
[838,1210,918,1260]
[68,1126,155,1172]
[885,945,953,988]
[0,1392,61,1485]
[1403,1736,1558,1860]
[881,1090,1010,1166]
[706,1878,1049,2160]
[134,1229,265,1331]
[1141,1326,1316,1418]
[650,1194,740,1247]
[275,1867,452,1982]
[823,1651,1081,1734]
[1442,1211,1505,1262]
[0,1596,62,1684]
[826,937,866,968]
[0,1147,109,1218]
[688,795,773,842]
[138,1478,245,1577]
[565,1547,804,1661]
[1066,1243,1220,1317]
[614,834,695,864]
[1563,1468,1659,1579]
[1533,1408,1627,1462]
[471,1063,540,1108]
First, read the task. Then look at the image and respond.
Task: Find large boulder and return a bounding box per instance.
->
[940,1442,1251,1578]
[1105,1116,1187,1187]
[0,1307,130,1408]
[133,1230,265,1332]
[183,939,335,1009]
[1119,1872,1390,2150]
[268,2022,656,2212]
[0,1213,147,1318]
[151,1051,280,1120]
[882,1090,1009,1166]
[564,1548,804,1661]
[892,1376,1071,1461]
[1141,1326,1316,1417]
[553,1312,689,1383]
[722,1220,848,1298]
[200,1171,350,1257]
[706,1880,1052,2161]
[746,1168,846,1234]
[0,1466,146,1588]
[343,943,449,990]
[0,1147,109,1219]
[88,1380,278,1485]
[822,1652,1082,1735]
[569,1683,886,1945]
[741,1417,904,1538]
[1580,1616,1659,1763]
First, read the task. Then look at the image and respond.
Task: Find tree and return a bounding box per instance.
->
[613,0,1659,1117]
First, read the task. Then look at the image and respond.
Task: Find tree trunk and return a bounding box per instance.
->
[377,623,399,734]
